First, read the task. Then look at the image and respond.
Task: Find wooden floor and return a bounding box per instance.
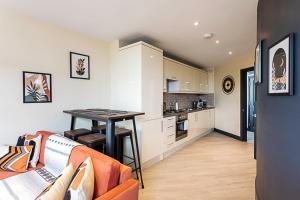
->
[139,132,256,200]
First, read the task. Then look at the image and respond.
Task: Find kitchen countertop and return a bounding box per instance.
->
[163,107,215,118]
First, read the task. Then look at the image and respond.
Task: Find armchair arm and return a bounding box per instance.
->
[94,179,139,200]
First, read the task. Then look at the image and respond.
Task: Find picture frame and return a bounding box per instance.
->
[268,33,294,96]
[255,40,262,84]
[23,71,52,103]
[70,52,90,80]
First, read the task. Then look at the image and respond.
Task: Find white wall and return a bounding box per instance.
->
[214,52,254,136]
[0,9,110,145]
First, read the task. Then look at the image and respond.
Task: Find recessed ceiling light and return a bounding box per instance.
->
[203,33,214,39]
[228,51,233,55]
[215,40,220,44]
[193,21,199,26]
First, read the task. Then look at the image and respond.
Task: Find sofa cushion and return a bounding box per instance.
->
[69,146,120,198]
[37,163,75,200]
[36,131,122,198]
[0,145,33,172]
[17,134,42,168]
[64,157,94,200]
[0,162,44,180]
[37,131,52,165]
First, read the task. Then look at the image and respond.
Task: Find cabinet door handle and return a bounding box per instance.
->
[161,120,163,132]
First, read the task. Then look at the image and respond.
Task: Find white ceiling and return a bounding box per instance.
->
[0,0,258,67]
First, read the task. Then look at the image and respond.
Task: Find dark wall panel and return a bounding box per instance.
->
[257,0,300,199]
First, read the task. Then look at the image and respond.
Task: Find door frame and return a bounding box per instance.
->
[240,67,254,142]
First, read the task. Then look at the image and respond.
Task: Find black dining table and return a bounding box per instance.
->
[63,108,144,157]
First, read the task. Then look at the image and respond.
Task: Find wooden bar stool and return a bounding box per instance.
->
[64,128,92,141]
[115,128,140,181]
[77,133,106,152]
[91,125,106,134]
[92,125,141,185]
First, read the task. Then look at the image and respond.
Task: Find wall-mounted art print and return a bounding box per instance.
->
[268,34,294,95]
[23,71,52,103]
[70,52,90,80]
[222,75,235,95]
[255,40,263,84]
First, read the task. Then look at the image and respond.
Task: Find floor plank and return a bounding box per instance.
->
[139,132,256,200]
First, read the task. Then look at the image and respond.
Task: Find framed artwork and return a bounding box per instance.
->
[70,52,90,80]
[268,33,294,95]
[222,75,235,95]
[23,71,52,103]
[255,40,262,84]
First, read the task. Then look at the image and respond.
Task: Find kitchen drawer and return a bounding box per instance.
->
[164,134,175,144]
[164,125,175,135]
[163,117,176,128]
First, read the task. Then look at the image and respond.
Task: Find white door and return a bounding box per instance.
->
[142,45,163,120]
[141,119,163,163]
[210,109,215,129]
[188,112,197,138]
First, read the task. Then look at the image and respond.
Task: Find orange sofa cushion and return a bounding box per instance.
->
[37,131,52,165]
[37,131,121,198]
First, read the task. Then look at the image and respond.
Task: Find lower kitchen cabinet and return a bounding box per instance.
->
[188,109,215,139]
[162,116,176,151]
[209,109,215,129]
[139,110,214,166]
[140,118,163,163]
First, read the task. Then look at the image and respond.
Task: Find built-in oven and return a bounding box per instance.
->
[176,112,188,141]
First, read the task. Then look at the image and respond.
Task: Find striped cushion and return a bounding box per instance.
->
[17,134,42,168]
[37,163,75,200]
[0,146,33,172]
[64,157,94,200]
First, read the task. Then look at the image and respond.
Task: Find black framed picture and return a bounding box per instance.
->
[70,52,90,80]
[268,33,294,95]
[23,71,52,103]
[255,40,262,84]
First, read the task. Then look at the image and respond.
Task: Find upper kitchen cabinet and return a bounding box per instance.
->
[141,44,164,120]
[111,42,163,120]
[199,70,209,93]
[164,57,209,94]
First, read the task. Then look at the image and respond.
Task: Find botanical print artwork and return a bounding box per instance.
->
[23,72,52,103]
[268,34,293,95]
[76,58,86,75]
[70,52,90,79]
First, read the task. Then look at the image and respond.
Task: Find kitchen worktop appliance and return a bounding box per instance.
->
[175,112,188,141]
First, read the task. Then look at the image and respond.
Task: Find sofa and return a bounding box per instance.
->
[0,131,139,200]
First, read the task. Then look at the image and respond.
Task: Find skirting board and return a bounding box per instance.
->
[163,130,212,159]
[142,129,214,169]
[142,154,163,169]
[214,128,242,141]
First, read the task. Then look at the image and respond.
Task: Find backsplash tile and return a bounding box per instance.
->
[163,93,215,110]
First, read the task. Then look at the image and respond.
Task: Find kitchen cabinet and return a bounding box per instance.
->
[141,119,163,163]
[111,41,164,164]
[164,57,209,94]
[209,109,215,129]
[199,71,209,93]
[187,109,215,139]
[164,58,182,80]
[162,116,176,151]
[141,44,164,120]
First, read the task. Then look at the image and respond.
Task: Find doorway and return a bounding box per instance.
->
[240,67,256,158]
